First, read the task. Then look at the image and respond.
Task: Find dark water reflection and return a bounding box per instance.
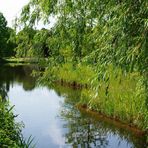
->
[0,64,147,148]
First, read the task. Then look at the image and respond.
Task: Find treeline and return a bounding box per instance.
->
[0,13,16,58]
[0,12,51,59]
[13,27,51,58]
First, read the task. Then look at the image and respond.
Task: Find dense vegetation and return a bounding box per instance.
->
[0,14,34,147]
[0,13,16,58]
[48,84,147,148]
[0,0,147,133]
[0,95,34,147]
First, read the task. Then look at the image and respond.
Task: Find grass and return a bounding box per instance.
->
[80,74,148,130]
[0,96,34,148]
[42,62,96,85]
[1,57,39,64]
[42,63,148,131]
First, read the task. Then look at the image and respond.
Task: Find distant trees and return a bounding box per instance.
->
[32,28,51,57]
[14,27,51,58]
[0,12,9,57]
[5,27,16,57]
[0,12,16,58]
[15,27,36,57]
[0,12,7,54]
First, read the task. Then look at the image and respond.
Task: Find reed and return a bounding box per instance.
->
[43,63,148,131]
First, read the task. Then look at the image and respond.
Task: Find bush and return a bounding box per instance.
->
[0,97,34,148]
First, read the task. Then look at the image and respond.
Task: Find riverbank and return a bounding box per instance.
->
[41,63,148,134]
[48,83,148,146]
[76,104,146,136]
[0,57,39,64]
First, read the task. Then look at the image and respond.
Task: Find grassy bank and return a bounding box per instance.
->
[1,57,39,64]
[0,97,33,147]
[41,63,148,132]
[47,83,148,147]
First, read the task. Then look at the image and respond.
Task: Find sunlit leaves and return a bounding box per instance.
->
[18,0,148,107]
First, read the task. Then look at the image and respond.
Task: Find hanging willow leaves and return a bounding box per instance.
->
[17,0,148,107]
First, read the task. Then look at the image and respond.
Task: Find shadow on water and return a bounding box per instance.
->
[0,64,147,148]
[0,64,38,95]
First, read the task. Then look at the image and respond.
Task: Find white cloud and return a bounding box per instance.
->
[0,0,56,29]
[0,0,30,27]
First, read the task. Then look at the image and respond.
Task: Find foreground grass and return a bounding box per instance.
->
[41,63,148,132]
[0,97,34,148]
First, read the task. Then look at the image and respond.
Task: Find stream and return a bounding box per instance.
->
[0,64,147,148]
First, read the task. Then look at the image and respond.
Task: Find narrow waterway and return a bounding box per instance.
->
[0,64,147,148]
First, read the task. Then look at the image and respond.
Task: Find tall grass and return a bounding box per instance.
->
[0,96,34,148]
[80,69,148,130]
[42,62,96,85]
[43,63,148,131]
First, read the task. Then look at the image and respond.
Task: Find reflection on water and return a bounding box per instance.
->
[0,64,147,148]
[51,85,147,148]
[0,64,37,93]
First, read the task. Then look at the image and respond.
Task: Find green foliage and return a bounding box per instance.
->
[0,12,7,55]
[14,27,52,58]
[17,0,148,130]
[0,97,34,147]
[15,27,36,57]
[41,63,148,130]
[80,68,148,130]
[0,12,15,58]
[18,0,147,72]
[32,28,50,57]
[41,63,96,85]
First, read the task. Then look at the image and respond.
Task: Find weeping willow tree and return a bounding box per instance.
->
[18,0,147,96]
[18,0,147,64]
[17,0,148,129]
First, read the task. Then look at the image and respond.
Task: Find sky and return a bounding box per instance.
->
[0,0,30,27]
[0,0,55,29]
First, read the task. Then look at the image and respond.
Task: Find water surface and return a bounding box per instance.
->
[0,64,147,148]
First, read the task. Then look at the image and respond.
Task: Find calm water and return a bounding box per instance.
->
[0,64,147,148]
